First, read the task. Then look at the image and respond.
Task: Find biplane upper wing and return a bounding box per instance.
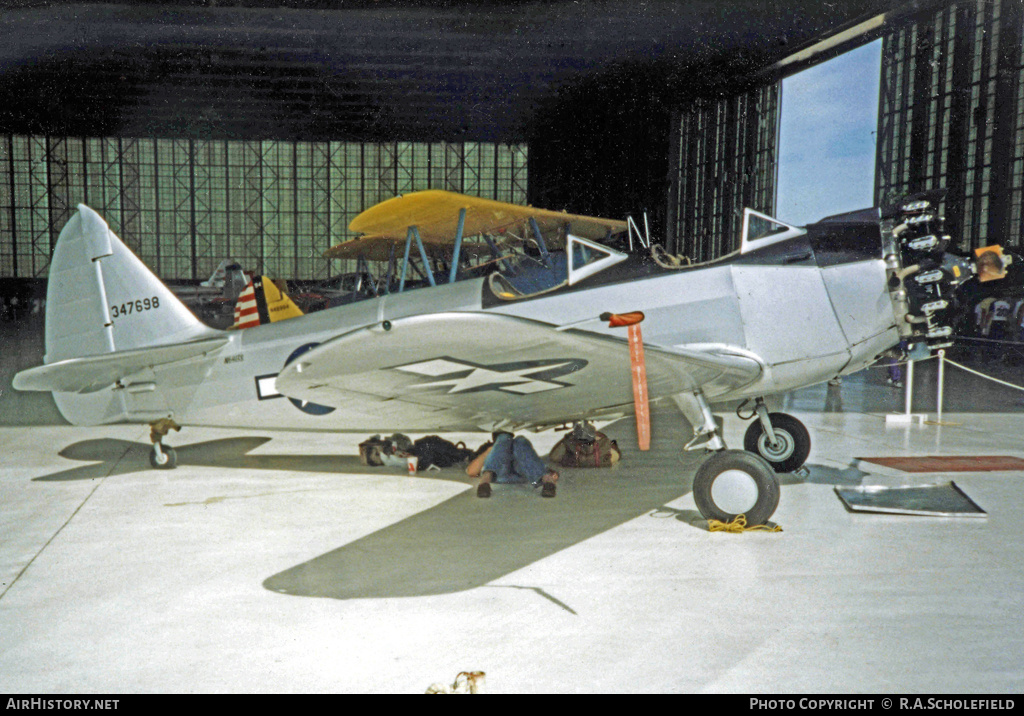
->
[322,233,499,262]
[323,190,628,261]
[274,312,762,429]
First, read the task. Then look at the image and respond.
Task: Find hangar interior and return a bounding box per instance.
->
[3,0,1023,282]
[1,0,1023,694]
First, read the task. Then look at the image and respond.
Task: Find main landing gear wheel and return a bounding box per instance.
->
[149,443,177,470]
[743,412,810,473]
[692,450,780,526]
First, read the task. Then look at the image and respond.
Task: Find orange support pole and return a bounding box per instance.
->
[601,311,651,451]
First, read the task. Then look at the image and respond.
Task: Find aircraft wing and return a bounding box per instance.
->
[275,312,761,429]
[322,233,502,261]
[323,190,628,259]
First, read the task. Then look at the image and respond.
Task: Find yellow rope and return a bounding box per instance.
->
[707,514,782,533]
[426,671,486,694]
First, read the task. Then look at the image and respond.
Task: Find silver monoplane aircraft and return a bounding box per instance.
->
[14,190,970,526]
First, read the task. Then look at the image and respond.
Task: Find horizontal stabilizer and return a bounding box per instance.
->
[13,337,229,394]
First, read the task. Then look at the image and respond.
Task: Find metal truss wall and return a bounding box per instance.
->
[876,0,1024,252]
[0,136,527,281]
[667,83,781,262]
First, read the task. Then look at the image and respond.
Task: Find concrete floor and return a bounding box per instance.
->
[1,314,1022,693]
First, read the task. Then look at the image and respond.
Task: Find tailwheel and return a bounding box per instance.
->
[743,411,810,473]
[692,450,780,526]
[149,443,177,470]
[148,417,181,470]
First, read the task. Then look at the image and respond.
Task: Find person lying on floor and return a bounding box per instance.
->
[466,432,559,499]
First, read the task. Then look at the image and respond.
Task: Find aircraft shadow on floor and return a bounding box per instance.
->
[800,462,868,486]
[261,454,706,601]
[31,430,854,602]
[33,432,708,601]
[33,437,459,483]
[259,409,718,601]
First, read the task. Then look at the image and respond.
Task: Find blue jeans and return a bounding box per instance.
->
[481,433,547,484]
[888,339,907,382]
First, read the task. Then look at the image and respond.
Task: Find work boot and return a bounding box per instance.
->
[540,470,558,498]
[477,470,494,498]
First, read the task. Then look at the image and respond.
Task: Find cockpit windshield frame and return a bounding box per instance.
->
[740,208,806,255]
[487,233,628,301]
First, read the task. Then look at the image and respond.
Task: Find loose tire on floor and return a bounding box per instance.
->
[692,449,780,526]
[149,444,177,470]
[743,412,810,473]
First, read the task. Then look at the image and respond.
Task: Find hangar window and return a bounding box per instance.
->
[0,135,528,282]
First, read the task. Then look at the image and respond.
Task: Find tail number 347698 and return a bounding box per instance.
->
[111,296,160,318]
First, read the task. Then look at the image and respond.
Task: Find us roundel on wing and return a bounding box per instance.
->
[284,343,336,415]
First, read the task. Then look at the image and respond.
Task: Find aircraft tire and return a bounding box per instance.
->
[692,449,780,526]
[149,444,177,470]
[743,412,810,473]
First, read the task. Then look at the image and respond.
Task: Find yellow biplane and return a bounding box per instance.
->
[323,189,629,293]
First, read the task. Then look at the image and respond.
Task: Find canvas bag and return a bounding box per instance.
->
[358,435,392,466]
[410,435,473,469]
[549,431,621,468]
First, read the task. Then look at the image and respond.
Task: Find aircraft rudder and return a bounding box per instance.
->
[45,205,218,362]
[230,275,303,329]
[261,276,304,323]
[44,206,116,362]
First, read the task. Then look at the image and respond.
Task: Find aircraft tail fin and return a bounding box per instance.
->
[200,258,240,288]
[19,205,224,426]
[45,204,220,363]
[231,276,304,329]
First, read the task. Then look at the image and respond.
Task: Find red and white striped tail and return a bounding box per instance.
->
[232,280,261,329]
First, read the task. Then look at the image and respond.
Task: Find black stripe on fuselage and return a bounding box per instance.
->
[479,220,884,309]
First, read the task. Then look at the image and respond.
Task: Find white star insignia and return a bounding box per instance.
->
[395,358,574,394]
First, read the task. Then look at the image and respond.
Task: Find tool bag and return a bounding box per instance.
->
[410,435,473,469]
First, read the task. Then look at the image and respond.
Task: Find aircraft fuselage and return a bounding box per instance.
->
[102,228,898,433]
